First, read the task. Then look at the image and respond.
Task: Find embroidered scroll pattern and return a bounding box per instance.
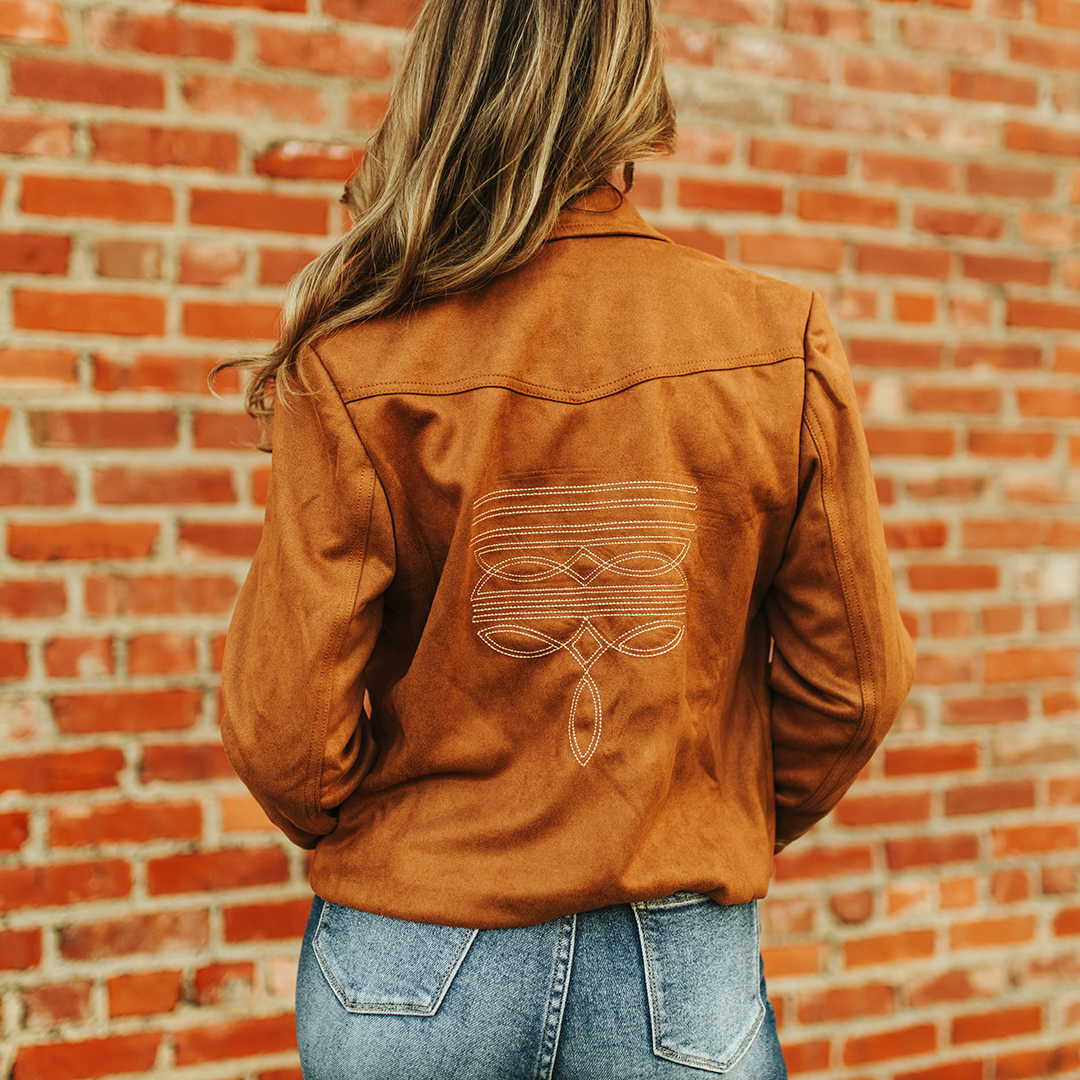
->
[469,481,698,766]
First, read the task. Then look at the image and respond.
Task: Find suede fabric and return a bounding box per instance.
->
[220,187,915,930]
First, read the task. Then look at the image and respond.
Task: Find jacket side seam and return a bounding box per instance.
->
[797,402,879,814]
[338,350,801,404]
[304,347,378,830]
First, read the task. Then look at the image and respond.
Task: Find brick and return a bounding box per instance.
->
[1043,689,1079,714]
[886,834,979,868]
[0,113,72,157]
[224,898,312,941]
[913,206,1003,238]
[679,179,783,213]
[23,175,173,223]
[179,521,263,558]
[885,742,978,775]
[864,151,956,190]
[901,14,995,54]
[322,0,423,24]
[798,189,897,226]
[738,233,843,270]
[1010,33,1080,70]
[21,981,92,1029]
[894,293,936,323]
[259,247,318,284]
[951,914,1038,950]
[0,465,75,506]
[1039,0,1080,25]
[190,189,328,234]
[93,467,236,504]
[97,240,162,280]
[663,23,715,65]
[969,430,1055,457]
[92,123,238,171]
[1021,212,1080,247]
[1019,388,1080,417]
[968,162,1055,198]
[949,296,991,328]
[1036,601,1071,630]
[11,56,164,108]
[13,1035,161,1080]
[148,846,289,895]
[784,1,870,38]
[849,340,942,368]
[964,254,1050,285]
[844,1024,936,1064]
[140,743,228,786]
[95,352,226,395]
[962,518,1044,547]
[184,301,280,340]
[0,859,130,910]
[951,69,1038,105]
[662,0,774,23]
[1043,864,1078,893]
[0,232,71,275]
[347,89,390,131]
[748,138,846,176]
[108,970,182,1017]
[985,647,1073,682]
[0,748,123,794]
[991,868,1031,903]
[916,652,974,685]
[30,410,177,448]
[1050,777,1080,805]
[908,969,984,1007]
[996,1044,1080,1080]
[866,428,955,456]
[183,75,324,124]
[8,521,160,561]
[256,27,388,80]
[174,1014,297,1064]
[792,93,889,134]
[0,578,66,618]
[1054,907,1080,934]
[760,943,823,977]
[53,689,201,734]
[952,1005,1041,1043]
[830,889,874,923]
[86,574,237,617]
[0,347,78,386]
[51,800,201,846]
[192,412,260,449]
[845,54,940,94]
[727,37,831,81]
[994,823,1079,854]
[798,984,894,1024]
[895,1064,984,1080]
[254,141,360,181]
[883,521,948,547]
[835,792,931,826]
[1,928,41,970]
[773,844,873,880]
[781,1040,830,1073]
[0,810,29,849]
[662,228,727,260]
[857,244,950,278]
[87,10,234,59]
[0,0,67,43]
[28,636,89,683]
[194,961,254,1004]
[128,633,197,676]
[60,910,209,960]
[221,794,273,831]
[845,930,936,967]
[945,694,1027,724]
[911,386,1000,413]
[945,781,1035,815]
[14,289,165,336]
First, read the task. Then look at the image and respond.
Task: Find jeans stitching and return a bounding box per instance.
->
[535,913,576,1080]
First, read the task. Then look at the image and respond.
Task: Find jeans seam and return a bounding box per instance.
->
[535,913,576,1080]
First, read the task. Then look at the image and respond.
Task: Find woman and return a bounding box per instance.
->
[219,0,915,1076]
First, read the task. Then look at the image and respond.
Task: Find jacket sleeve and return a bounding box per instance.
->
[763,292,915,850]
[220,347,395,849]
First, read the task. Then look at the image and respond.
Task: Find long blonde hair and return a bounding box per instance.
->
[219,0,676,421]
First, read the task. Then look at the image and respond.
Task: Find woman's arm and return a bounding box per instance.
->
[220,348,395,848]
[764,292,915,850]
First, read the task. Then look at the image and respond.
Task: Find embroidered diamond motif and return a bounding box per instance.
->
[469,481,698,766]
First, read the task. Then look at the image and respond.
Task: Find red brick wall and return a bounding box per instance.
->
[1,0,1079,1076]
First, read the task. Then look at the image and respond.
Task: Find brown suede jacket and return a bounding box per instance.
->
[221,186,915,929]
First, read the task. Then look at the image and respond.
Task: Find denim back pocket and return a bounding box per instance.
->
[312,899,478,1016]
[632,893,764,1074]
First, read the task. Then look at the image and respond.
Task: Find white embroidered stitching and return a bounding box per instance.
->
[469,481,697,766]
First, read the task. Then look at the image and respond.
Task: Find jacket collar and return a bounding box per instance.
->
[546,182,670,244]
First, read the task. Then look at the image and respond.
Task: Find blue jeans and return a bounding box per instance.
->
[297,892,787,1079]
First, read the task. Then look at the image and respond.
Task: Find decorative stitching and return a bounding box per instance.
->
[470,481,697,766]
